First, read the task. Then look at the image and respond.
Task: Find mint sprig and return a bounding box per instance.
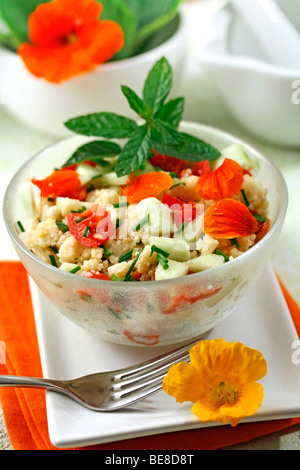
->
[64,57,221,177]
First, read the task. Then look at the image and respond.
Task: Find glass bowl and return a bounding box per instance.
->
[3,122,288,347]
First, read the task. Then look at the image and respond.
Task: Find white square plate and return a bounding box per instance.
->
[30,264,300,449]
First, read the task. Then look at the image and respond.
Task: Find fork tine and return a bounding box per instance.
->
[112,377,167,408]
[112,351,191,391]
[113,336,202,382]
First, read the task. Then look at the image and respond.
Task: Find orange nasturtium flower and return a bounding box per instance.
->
[32,169,86,200]
[18,0,124,83]
[204,198,262,239]
[119,172,174,204]
[163,339,267,427]
[196,158,244,201]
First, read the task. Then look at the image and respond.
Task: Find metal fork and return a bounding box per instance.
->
[0,337,201,411]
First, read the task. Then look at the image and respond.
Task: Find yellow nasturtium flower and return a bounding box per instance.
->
[162,338,267,427]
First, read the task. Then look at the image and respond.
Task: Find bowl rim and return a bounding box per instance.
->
[0,12,186,73]
[197,3,300,78]
[3,121,289,287]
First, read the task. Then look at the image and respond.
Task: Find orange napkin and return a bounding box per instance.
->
[0,261,300,451]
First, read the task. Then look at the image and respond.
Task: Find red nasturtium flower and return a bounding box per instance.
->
[18,0,124,83]
[196,158,244,201]
[119,172,174,204]
[204,199,262,239]
[32,169,86,200]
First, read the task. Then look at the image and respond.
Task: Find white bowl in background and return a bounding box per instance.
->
[0,14,186,139]
[196,1,300,148]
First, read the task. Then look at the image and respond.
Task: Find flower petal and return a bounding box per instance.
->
[203,198,261,239]
[196,158,244,201]
[191,382,264,427]
[120,172,174,204]
[162,362,204,403]
[189,339,267,385]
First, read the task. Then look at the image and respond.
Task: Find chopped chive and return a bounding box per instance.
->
[241,189,250,207]
[150,245,170,258]
[132,214,150,232]
[169,172,178,178]
[253,213,267,223]
[110,274,123,282]
[47,197,55,202]
[56,221,69,233]
[49,254,58,267]
[176,221,187,234]
[119,249,133,263]
[75,216,86,223]
[124,251,142,281]
[71,206,87,213]
[83,226,90,237]
[91,174,103,180]
[116,218,121,229]
[136,241,143,246]
[69,266,81,274]
[170,182,186,190]
[103,245,111,258]
[16,220,25,233]
[50,246,59,254]
[87,184,95,193]
[216,249,229,262]
[156,253,169,270]
[113,201,130,209]
[230,238,240,249]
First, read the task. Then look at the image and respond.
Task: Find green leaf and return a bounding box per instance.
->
[155,97,184,128]
[114,125,152,177]
[143,57,173,115]
[121,85,152,121]
[62,141,121,168]
[122,0,182,28]
[135,0,182,46]
[64,112,138,139]
[0,0,50,44]
[97,0,137,60]
[151,119,184,148]
[152,127,221,162]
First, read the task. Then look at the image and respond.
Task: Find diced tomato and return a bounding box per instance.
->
[150,151,187,176]
[32,169,85,200]
[192,160,211,176]
[132,271,142,281]
[243,169,252,177]
[82,271,111,281]
[124,330,160,346]
[66,205,114,247]
[162,193,201,227]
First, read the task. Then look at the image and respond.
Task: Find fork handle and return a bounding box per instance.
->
[0,375,63,393]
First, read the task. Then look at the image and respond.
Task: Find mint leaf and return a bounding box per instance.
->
[62,141,121,168]
[114,125,152,177]
[151,119,184,147]
[155,97,184,128]
[152,128,221,162]
[121,85,152,121]
[64,112,138,139]
[143,57,173,114]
